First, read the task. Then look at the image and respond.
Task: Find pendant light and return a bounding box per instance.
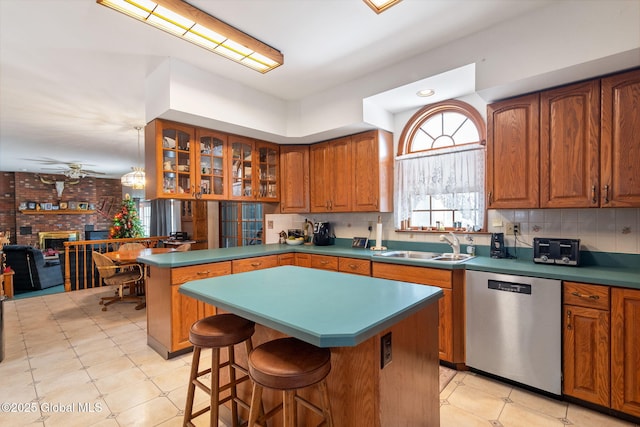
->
[121,126,146,189]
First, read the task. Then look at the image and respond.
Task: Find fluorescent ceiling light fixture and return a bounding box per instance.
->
[97,0,283,73]
[363,0,402,14]
[417,89,435,97]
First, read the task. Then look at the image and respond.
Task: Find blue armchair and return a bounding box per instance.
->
[3,245,64,292]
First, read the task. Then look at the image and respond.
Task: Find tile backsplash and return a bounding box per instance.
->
[265,208,640,254]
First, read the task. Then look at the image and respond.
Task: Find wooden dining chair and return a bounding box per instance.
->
[175,243,191,251]
[118,242,146,251]
[92,251,144,311]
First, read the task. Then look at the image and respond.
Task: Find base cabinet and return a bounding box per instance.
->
[372,262,464,365]
[563,282,640,419]
[611,287,640,418]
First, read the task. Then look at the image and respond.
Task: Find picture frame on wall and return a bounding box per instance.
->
[59,202,68,210]
[78,202,89,210]
[27,201,36,210]
[42,202,52,211]
[19,202,27,210]
[69,201,77,210]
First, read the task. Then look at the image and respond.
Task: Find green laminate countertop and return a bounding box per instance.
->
[178,266,443,348]
[137,243,640,289]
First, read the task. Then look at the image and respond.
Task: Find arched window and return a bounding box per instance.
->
[395,100,486,231]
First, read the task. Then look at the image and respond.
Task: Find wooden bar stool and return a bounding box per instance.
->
[183,314,256,427]
[247,337,334,427]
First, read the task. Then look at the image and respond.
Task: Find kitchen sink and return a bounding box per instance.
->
[373,250,474,263]
[373,250,441,260]
[430,253,475,262]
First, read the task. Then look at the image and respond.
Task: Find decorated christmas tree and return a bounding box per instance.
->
[109,194,144,238]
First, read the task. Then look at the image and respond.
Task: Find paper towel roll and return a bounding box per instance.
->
[376,223,383,247]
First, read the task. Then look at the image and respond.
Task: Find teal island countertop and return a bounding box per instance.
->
[178,266,443,347]
[137,243,640,289]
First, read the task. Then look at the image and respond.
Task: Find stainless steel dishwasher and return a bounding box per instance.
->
[465,270,561,395]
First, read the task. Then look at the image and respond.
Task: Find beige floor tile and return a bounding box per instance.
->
[85,354,136,380]
[462,371,512,398]
[31,356,84,381]
[137,356,188,379]
[35,369,93,396]
[499,402,566,426]
[114,396,180,427]
[0,408,44,426]
[39,380,101,407]
[93,366,149,395]
[440,402,494,427]
[150,363,193,393]
[446,382,506,420]
[508,387,568,419]
[77,346,125,367]
[102,379,162,414]
[0,383,38,404]
[566,404,637,427]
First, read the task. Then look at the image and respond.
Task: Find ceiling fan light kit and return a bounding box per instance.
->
[96,0,283,73]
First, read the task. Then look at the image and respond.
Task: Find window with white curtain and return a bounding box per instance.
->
[395,100,486,231]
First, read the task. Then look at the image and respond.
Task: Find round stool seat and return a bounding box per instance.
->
[249,337,331,390]
[189,313,255,348]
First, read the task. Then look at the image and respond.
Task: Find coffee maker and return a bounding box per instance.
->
[490,233,507,258]
[313,222,334,246]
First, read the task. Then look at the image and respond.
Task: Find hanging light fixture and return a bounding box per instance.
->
[121,126,146,189]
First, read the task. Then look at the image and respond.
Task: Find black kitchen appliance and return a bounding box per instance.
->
[313,222,334,246]
[490,233,507,258]
[533,238,580,266]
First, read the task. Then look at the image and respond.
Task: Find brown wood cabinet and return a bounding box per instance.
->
[601,69,640,207]
[310,254,339,271]
[229,136,279,202]
[146,261,231,358]
[279,145,310,213]
[611,287,640,418]
[295,253,312,267]
[486,93,540,209]
[196,128,229,199]
[145,119,197,200]
[540,80,600,208]
[488,69,640,209]
[562,282,610,407]
[180,200,208,250]
[371,262,464,365]
[231,255,279,273]
[310,136,352,212]
[338,257,371,276]
[351,130,394,212]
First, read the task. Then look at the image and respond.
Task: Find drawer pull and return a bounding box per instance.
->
[348,264,358,269]
[571,291,599,300]
[251,262,262,267]
[591,185,597,204]
[196,271,211,276]
[320,260,329,265]
[603,184,610,204]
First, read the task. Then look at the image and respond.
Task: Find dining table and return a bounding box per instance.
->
[104,247,176,309]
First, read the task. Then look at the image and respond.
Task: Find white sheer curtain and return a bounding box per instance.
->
[395,146,485,229]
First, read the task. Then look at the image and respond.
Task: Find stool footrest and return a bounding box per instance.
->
[295,394,325,418]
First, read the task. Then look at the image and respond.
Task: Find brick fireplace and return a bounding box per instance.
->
[38,231,81,251]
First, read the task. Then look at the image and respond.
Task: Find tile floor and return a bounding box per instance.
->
[0,287,637,427]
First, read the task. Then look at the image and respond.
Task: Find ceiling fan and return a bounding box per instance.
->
[25,158,106,179]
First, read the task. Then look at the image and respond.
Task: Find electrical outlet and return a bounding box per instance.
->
[381,332,392,368]
[506,222,520,235]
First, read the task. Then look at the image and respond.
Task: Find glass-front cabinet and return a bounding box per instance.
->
[146,120,196,199]
[256,141,279,201]
[197,129,228,199]
[146,119,279,201]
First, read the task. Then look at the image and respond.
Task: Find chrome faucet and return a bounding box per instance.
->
[440,232,460,255]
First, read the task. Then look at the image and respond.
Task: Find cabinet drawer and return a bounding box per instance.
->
[171,261,232,285]
[564,281,609,310]
[232,255,279,273]
[372,262,452,288]
[338,257,371,276]
[278,253,296,266]
[311,254,338,271]
[295,253,312,267]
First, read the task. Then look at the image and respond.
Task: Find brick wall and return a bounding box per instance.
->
[1,172,123,247]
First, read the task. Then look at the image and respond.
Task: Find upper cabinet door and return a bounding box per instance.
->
[229,136,255,200]
[280,145,310,213]
[601,68,640,207]
[145,120,196,199]
[540,80,600,208]
[328,136,352,212]
[197,129,228,199]
[486,93,540,209]
[309,142,330,212]
[351,130,393,212]
[255,141,279,202]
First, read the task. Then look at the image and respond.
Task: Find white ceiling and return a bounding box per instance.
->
[0,0,632,179]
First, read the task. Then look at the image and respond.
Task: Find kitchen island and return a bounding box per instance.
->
[179,266,443,427]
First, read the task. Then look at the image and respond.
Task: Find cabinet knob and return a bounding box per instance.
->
[591,185,597,204]
[603,184,610,204]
